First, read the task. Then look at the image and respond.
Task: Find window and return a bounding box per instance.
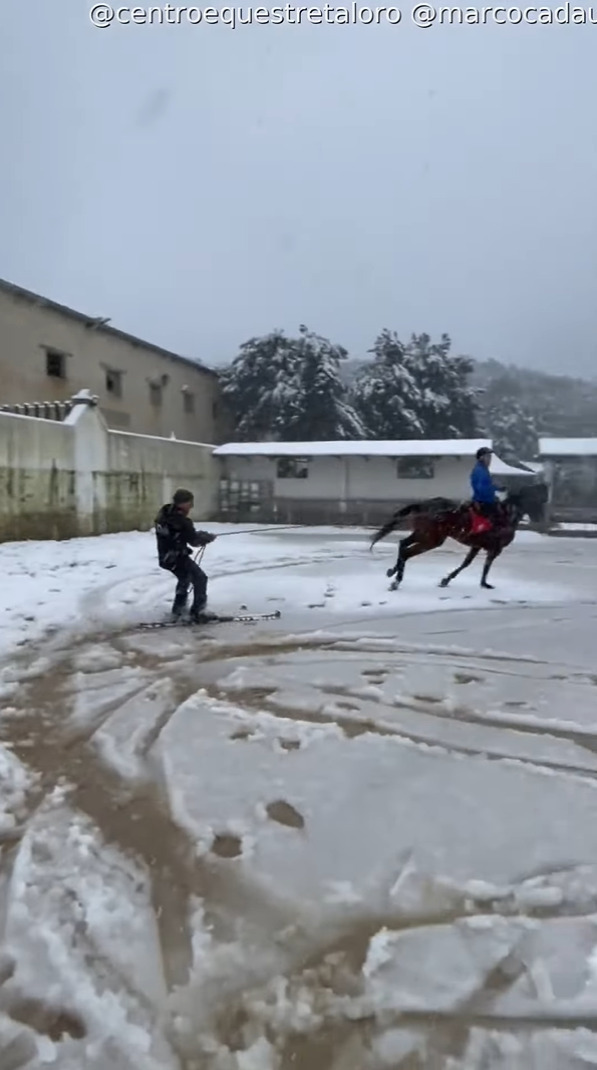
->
[183,390,195,414]
[276,457,309,479]
[45,349,67,379]
[105,369,123,397]
[212,400,219,419]
[397,457,435,479]
[149,383,162,407]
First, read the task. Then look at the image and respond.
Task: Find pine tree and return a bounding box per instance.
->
[219,330,300,441]
[285,326,366,439]
[350,330,424,439]
[220,326,365,441]
[408,333,479,438]
[351,330,479,439]
[479,379,539,461]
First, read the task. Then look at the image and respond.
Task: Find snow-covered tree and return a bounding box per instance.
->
[220,326,365,441]
[219,330,300,441]
[350,330,423,439]
[351,330,479,439]
[409,333,479,438]
[481,393,543,460]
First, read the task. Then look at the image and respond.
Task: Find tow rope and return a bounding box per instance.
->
[193,524,302,562]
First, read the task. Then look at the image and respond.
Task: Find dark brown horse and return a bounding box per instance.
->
[370,483,548,591]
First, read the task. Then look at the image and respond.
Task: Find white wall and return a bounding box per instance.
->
[0,395,218,542]
[220,454,474,502]
[348,456,472,500]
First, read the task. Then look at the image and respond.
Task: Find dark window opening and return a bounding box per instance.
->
[183,391,195,414]
[105,369,123,397]
[277,457,309,479]
[149,383,162,407]
[397,457,435,479]
[45,349,67,379]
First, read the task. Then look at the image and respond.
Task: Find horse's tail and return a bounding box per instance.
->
[370,503,420,549]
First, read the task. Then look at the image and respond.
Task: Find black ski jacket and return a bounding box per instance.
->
[155,504,214,570]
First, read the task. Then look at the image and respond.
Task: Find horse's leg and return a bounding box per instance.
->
[481,547,502,589]
[389,533,444,591]
[387,533,417,584]
[439,546,479,588]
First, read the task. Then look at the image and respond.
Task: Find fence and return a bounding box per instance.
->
[0,399,74,421]
[0,390,218,542]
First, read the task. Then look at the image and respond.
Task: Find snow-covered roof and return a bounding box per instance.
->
[491,456,535,477]
[539,437,597,457]
[213,439,493,458]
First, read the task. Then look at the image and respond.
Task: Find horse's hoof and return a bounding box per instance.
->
[389,582,398,592]
[481,582,495,590]
[439,579,449,588]
[386,568,395,578]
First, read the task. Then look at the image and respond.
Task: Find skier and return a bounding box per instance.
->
[155,489,216,622]
[470,447,503,526]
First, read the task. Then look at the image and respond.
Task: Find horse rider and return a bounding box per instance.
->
[470,446,503,525]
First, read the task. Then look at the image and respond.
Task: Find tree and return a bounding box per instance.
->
[350,330,423,439]
[480,395,539,461]
[473,360,597,453]
[351,330,479,439]
[409,333,479,438]
[477,372,540,460]
[220,326,365,441]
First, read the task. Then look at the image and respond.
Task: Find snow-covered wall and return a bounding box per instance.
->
[0,396,218,541]
[0,410,76,540]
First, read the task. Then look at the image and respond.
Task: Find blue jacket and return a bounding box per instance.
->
[470,461,497,504]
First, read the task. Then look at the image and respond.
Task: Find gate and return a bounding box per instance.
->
[218,478,274,523]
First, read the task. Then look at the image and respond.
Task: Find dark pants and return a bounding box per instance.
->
[171,557,208,616]
[475,502,500,522]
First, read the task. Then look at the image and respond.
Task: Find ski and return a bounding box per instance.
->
[136,610,281,631]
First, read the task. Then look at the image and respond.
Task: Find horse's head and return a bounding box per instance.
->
[507,481,548,524]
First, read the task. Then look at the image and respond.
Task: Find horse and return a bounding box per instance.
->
[370,482,548,591]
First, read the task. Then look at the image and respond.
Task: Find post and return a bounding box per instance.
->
[64,390,108,535]
[339,456,349,518]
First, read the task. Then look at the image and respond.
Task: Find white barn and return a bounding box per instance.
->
[214,439,534,524]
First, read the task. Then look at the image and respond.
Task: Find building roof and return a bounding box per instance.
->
[539,437,597,457]
[213,439,533,477]
[213,438,494,458]
[0,277,218,378]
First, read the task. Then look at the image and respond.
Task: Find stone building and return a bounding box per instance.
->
[0,278,224,441]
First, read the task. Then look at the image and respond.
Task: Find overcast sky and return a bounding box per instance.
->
[2,4,596,376]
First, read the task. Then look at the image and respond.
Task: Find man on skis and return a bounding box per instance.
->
[470,447,503,527]
[155,489,216,622]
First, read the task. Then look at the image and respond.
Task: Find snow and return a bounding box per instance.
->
[214,437,494,457]
[2,523,597,1066]
[540,437,597,456]
[0,748,33,834]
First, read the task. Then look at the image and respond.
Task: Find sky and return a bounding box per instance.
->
[1,3,597,377]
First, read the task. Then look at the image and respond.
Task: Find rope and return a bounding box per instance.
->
[214,525,302,537]
[192,524,300,561]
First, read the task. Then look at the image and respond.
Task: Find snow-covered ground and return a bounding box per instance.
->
[1,524,597,1068]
